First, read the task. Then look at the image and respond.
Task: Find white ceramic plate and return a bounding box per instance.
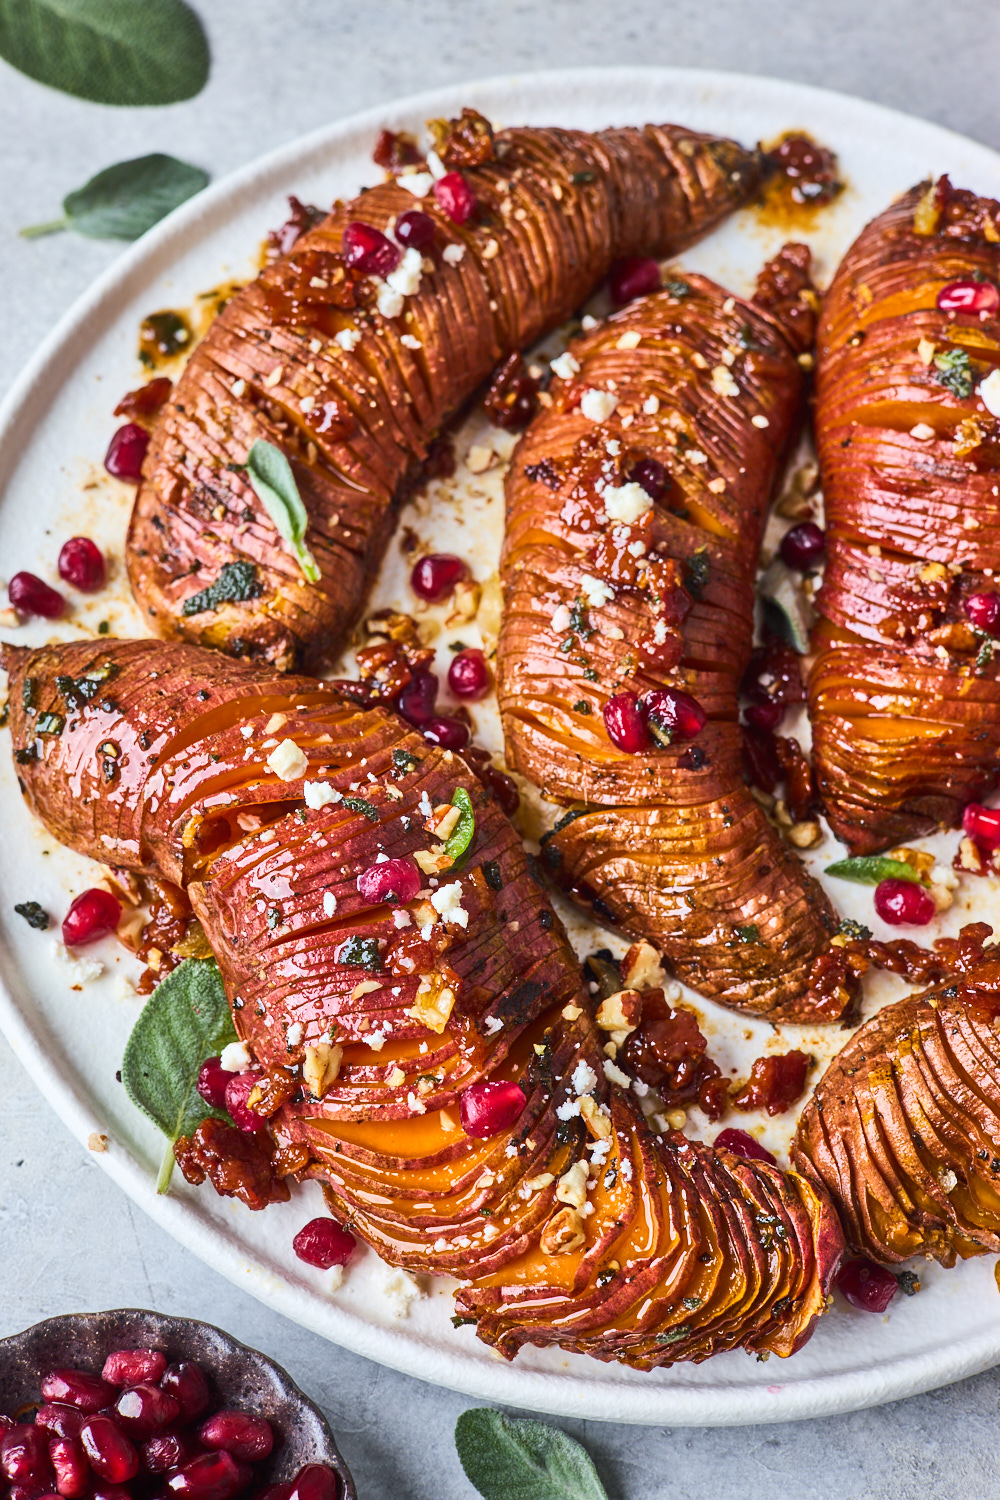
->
[4,67,1000,1427]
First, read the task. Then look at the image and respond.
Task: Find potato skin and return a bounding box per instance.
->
[496,257,852,1023]
[794,929,1000,1268]
[811,179,1000,853]
[3,637,840,1366]
[126,118,763,671]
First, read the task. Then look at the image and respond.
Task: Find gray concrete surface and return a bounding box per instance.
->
[3,3,1000,1495]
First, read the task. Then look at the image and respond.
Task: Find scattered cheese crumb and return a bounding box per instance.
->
[231,378,246,397]
[642,395,660,415]
[323,891,338,917]
[299,395,316,413]
[53,943,103,986]
[910,423,935,440]
[483,1016,503,1036]
[286,1022,304,1047]
[979,368,1000,417]
[304,780,342,809]
[431,881,468,928]
[603,1058,632,1088]
[379,1265,425,1318]
[387,246,423,297]
[602,481,652,525]
[327,1264,345,1291]
[220,1041,251,1072]
[710,364,739,398]
[572,1060,598,1096]
[616,330,642,350]
[392,908,411,928]
[376,281,405,319]
[581,314,599,331]
[400,334,422,350]
[580,574,615,608]
[442,243,465,266]
[426,149,447,180]
[551,603,572,633]
[398,171,434,197]
[335,328,362,352]
[556,1099,582,1120]
[267,739,308,781]
[550,351,580,380]
[751,414,769,429]
[580,388,618,422]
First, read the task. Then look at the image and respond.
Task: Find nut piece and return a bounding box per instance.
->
[595,988,642,1034]
[540,1205,587,1256]
[579,1094,612,1140]
[958,836,983,873]
[407,970,457,1032]
[446,578,481,626]
[786,820,822,849]
[303,1042,343,1098]
[555,1159,590,1209]
[620,941,666,991]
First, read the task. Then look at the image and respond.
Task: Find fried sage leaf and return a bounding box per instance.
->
[0,0,209,106]
[824,855,923,885]
[22,154,210,241]
[444,786,476,866]
[455,1409,608,1500]
[121,957,237,1193]
[246,439,321,584]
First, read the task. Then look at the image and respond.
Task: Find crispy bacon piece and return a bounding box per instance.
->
[3,637,841,1367]
[126,112,765,671]
[810,179,1000,852]
[497,253,851,1021]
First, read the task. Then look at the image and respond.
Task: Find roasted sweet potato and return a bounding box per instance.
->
[127,111,765,670]
[794,923,1000,1267]
[811,178,1000,853]
[3,637,841,1366]
[497,250,851,1022]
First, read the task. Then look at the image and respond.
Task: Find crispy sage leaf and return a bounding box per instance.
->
[246,439,321,584]
[824,856,923,886]
[21,154,210,241]
[760,557,812,654]
[455,1409,608,1500]
[121,957,237,1194]
[444,786,476,866]
[0,0,209,106]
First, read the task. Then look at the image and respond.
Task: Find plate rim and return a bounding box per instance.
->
[4,63,1000,1427]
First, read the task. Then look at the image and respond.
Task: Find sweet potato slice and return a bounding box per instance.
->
[126,112,764,671]
[496,254,850,1022]
[3,637,841,1365]
[811,179,1000,852]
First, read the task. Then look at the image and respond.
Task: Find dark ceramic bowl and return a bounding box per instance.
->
[0,1309,356,1500]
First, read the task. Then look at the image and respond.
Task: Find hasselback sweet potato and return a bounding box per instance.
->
[794,923,1000,1267]
[811,178,1000,853]
[127,110,764,671]
[3,637,841,1366]
[497,249,851,1022]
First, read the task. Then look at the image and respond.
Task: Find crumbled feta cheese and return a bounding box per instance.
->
[299,395,316,413]
[400,334,422,349]
[398,171,434,197]
[605,438,621,456]
[551,603,572,633]
[335,328,362,352]
[431,881,468,928]
[556,1098,582,1120]
[426,149,447,180]
[483,1016,503,1036]
[53,943,104,986]
[322,891,338,918]
[572,1060,598,1096]
[286,1022,304,1047]
[711,364,739,398]
[580,388,618,423]
[602,481,652,525]
[687,448,708,465]
[642,394,660,415]
[376,281,405,319]
[418,791,434,817]
[442,243,465,265]
[550,351,580,380]
[240,723,254,738]
[367,1031,386,1052]
[220,1040,251,1072]
[304,779,341,809]
[603,1058,632,1088]
[379,1264,425,1317]
[589,1139,611,1165]
[406,1091,427,1115]
[751,414,769,429]
[616,329,642,351]
[327,1264,345,1291]
[231,378,246,397]
[267,739,308,781]
[386,246,423,297]
[979,368,1000,417]
[392,908,411,928]
[581,314,599,331]
[580,574,615,608]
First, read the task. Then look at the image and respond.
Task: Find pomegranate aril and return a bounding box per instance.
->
[836,1256,898,1313]
[743,700,784,731]
[410,553,466,602]
[341,220,399,277]
[779,521,826,571]
[447,649,490,701]
[2,1426,53,1486]
[421,715,470,751]
[459,1079,525,1138]
[629,457,669,502]
[79,1418,138,1485]
[101,1351,168,1388]
[608,256,660,305]
[742,723,782,795]
[603,692,651,754]
[196,1056,232,1111]
[58,537,106,593]
[395,669,438,726]
[873,877,936,927]
[287,1465,338,1500]
[394,209,435,252]
[714,1128,777,1166]
[48,1437,89,1499]
[166,1451,251,1500]
[963,802,1000,848]
[114,375,173,421]
[35,1410,85,1442]
[61,888,121,947]
[223,1072,265,1133]
[114,1384,180,1437]
[8,572,66,621]
[142,1432,193,1474]
[965,591,1000,634]
[643,687,706,744]
[104,423,150,483]
[292,1217,356,1270]
[40,1373,114,1415]
[433,172,476,224]
[159,1364,211,1422]
[937,278,999,313]
[357,856,421,906]
[198,1413,273,1463]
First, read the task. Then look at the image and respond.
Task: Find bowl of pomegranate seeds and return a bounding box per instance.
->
[0,1310,356,1500]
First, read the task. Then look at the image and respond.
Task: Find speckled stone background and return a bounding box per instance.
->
[3,4,1000,1496]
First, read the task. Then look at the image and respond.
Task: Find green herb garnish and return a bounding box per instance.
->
[14,901,49,930]
[392,747,420,773]
[343,795,379,822]
[443,786,475,866]
[684,546,711,599]
[825,856,923,885]
[35,712,65,736]
[21,154,209,241]
[336,936,382,970]
[933,347,974,400]
[181,560,262,617]
[736,924,760,944]
[245,438,320,584]
[455,1409,608,1500]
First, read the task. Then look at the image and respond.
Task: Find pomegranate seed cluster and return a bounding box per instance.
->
[0,1350,340,1500]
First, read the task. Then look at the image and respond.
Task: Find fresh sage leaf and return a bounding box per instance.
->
[246,439,321,584]
[0,0,209,106]
[760,557,812,654]
[121,957,237,1194]
[455,1409,608,1500]
[444,786,476,867]
[22,154,209,241]
[824,856,923,886]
